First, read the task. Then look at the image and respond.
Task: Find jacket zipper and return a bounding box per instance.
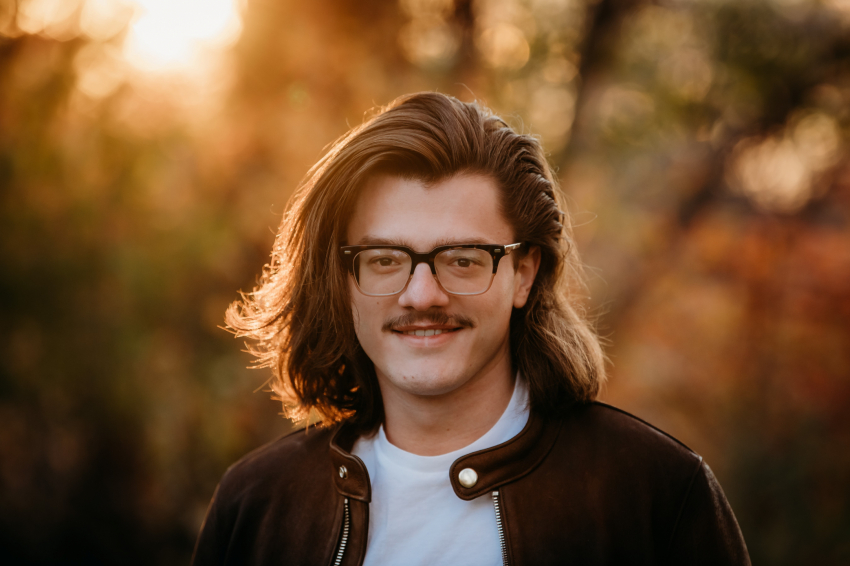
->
[492,490,509,566]
[334,493,506,565]
[333,497,350,566]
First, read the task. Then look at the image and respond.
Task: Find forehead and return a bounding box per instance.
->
[346,173,514,251]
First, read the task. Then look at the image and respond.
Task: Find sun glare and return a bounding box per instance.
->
[123,0,242,72]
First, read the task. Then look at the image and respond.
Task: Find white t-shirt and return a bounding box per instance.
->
[351,377,530,566]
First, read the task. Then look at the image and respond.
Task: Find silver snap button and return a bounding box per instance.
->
[458,467,478,488]
[339,465,348,479]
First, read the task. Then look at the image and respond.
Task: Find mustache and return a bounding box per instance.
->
[382,311,475,332]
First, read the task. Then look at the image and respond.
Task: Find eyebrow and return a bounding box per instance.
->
[354,235,498,248]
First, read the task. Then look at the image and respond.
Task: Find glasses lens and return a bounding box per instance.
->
[354,249,412,295]
[435,248,493,295]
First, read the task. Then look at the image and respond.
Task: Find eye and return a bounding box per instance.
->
[369,255,399,266]
[449,255,485,268]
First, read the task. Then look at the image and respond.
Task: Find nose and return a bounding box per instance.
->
[398,262,450,310]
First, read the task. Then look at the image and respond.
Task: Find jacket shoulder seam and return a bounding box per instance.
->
[667,456,705,552]
[589,401,698,455]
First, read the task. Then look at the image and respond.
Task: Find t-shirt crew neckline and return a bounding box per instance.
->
[351,375,530,566]
[371,375,530,474]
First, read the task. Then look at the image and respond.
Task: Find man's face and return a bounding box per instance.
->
[346,173,538,403]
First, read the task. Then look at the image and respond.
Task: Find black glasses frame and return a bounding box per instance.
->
[339,242,522,296]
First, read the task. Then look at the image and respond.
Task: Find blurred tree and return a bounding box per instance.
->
[563,1,850,563]
[0,22,284,566]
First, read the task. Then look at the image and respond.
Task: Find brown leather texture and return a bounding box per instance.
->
[191,426,345,566]
[330,424,372,503]
[499,403,751,565]
[192,402,750,566]
[449,409,560,500]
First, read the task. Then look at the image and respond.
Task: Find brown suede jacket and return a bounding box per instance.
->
[192,402,751,566]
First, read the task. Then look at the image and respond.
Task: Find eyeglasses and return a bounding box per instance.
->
[339,243,522,297]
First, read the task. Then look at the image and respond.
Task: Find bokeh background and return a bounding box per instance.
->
[1,0,849,563]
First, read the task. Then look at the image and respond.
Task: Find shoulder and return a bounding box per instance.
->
[518,407,749,562]
[193,425,344,565]
[555,401,703,478]
[543,402,712,529]
[573,401,697,452]
[215,425,336,504]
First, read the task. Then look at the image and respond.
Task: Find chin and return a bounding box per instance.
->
[385,367,468,397]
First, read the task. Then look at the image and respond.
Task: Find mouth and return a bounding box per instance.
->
[392,327,463,337]
[389,324,464,347]
[383,312,474,338]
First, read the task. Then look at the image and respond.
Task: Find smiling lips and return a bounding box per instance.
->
[390,320,466,338]
[397,328,457,337]
[384,312,474,336]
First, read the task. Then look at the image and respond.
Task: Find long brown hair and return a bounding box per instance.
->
[226,92,606,429]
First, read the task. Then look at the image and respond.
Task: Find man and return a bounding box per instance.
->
[192,92,750,565]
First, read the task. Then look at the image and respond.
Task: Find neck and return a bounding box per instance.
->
[377,354,516,456]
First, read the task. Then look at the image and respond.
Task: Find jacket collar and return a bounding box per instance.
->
[449,410,561,500]
[329,423,371,502]
[328,409,562,503]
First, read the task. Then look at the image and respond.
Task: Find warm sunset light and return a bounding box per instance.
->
[4,1,850,563]
[123,0,242,71]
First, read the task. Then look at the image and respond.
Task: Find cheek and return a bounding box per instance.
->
[350,292,389,340]
[492,264,520,308]
[468,281,515,336]
[350,288,371,339]
[350,285,361,326]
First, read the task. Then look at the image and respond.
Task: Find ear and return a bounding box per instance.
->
[512,245,541,308]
